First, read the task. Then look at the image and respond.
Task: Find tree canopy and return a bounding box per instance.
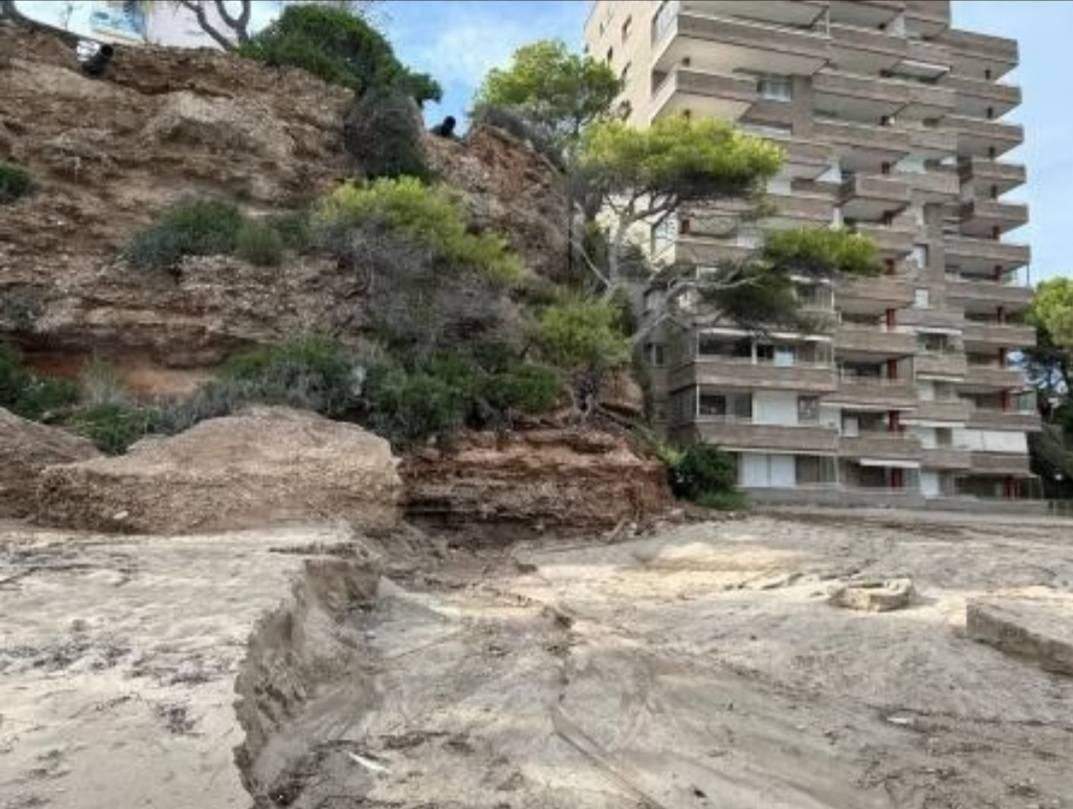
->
[239,4,440,104]
[474,39,622,145]
[1029,277,1073,349]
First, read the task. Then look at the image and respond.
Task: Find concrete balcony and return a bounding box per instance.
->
[813,118,911,160]
[851,222,916,257]
[812,69,908,120]
[828,1,903,28]
[962,321,1036,351]
[967,408,1042,431]
[922,447,973,470]
[959,199,1028,238]
[654,10,830,77]
[686,421,839,453]
[940,73,1022,119]
[704,192,832,227]
[908,399,972,423]
[946,114,1023,159]
[896,307,965,331]
[835,325,917,357]
[958,157,1026,195]
[907,126,957,157]
[650,67,758,123]
[945,275,1033,310]
[840,174,910,220]
[828,23,948,78]
[915,351,968,379]
[905,0,951,36]
[944,235,1030,273]
[962,363,1025,390]
[669,358,837,394]
[839,431,924,461]
[679,0,829,29]
[898,168,959,202]
[969,451,1031,476]
[828,376,919,409]
[672,235,755,265]
[937,28,1018,81]
[838,274,914,310]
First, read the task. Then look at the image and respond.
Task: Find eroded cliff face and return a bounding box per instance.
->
[0,23,568,390]
[402,425,672,533]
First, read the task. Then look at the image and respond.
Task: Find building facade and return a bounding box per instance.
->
[584,0,1039,507]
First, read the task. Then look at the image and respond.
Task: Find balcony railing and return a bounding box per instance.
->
[945,274,1033,307]
[688,421,840,452]
[943,235,1031,269]
[922,447,973,470]
[840,431,923,461]
[915,351,968,378]
[962,320,1036,348]
[831,374,918,407]
[835,325,917,356]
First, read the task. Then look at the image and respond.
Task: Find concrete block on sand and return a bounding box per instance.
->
[967,598,1073,676]
[828,578,914,612]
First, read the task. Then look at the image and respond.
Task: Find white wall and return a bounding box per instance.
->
[953,428,1028,453]
[911,426,937,449]
[753,391,798,426]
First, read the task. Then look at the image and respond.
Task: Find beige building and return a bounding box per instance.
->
[584,0,1039,508]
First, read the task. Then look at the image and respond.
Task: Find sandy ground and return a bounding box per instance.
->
[2,509,1072,808]
[0,522,378,809]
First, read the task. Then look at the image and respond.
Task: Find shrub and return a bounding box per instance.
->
[317,177,523,285]
[220,335,361,417]
[67,403,154,455]
[695,489,749,512]
[667,444,739,502]
[365,365,467,446]
[761,226,880,278]
[469,103,564,170]
[0,343,79,421]
[78,357,127,407]
[481,362,561,414]
[239,5,440,103]
[0,161,33,204]
[344,86,430,181]
[125,198,243,269]
[265,211,313,252]
[236,220,286,267]
[537,298,630,372]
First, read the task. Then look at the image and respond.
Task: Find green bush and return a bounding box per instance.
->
[481,363,561,414]
[537,298,630,372]
[365,365,468,446]
[67,403,154,455]
[0,343,79,421]
[317,177,523,284]
[220,335,360,417]
[265,211,313,252]
[667,444,739,503]
[344,86,430,181]
[236,220,286,267]
[0,161,33,204]
[125,198,243,269]
[239,5,440,103]
[695,489,749,512]
[761,226,880,278]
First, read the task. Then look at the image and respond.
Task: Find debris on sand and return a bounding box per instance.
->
[827,577,914,612]
[967,598,1073,675]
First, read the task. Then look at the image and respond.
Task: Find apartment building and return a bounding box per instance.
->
[584,0,1039,507]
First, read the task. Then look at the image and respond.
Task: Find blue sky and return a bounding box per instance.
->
[380,0,1071,284]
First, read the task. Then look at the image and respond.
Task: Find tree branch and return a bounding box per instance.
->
[212,0,251,43]
[177,0,237,50]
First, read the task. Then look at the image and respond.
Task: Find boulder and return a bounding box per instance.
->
[967,598,1073,675]
[828,578,914,612]
[401,427,671,533]
[0,407,101,518]
[37,407,401,534]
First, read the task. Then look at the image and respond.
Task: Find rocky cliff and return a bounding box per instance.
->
[0,22,567,392]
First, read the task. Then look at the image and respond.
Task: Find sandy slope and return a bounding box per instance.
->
[2,510,1072,809]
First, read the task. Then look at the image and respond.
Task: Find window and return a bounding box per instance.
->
[644,342,666,367]
[797,396,820,424]
[796,455,836,485]
[757,74,792,102]
[621,15,632,41]
[699,393,726,418]
[914,288,930,309]
[918,332,949,353]
[698,392,751,421]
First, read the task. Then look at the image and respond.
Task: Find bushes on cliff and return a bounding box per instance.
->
[0,343,79,421]
[0,161,33,204]
[239,5,440,104]
[344,86,430,180]
[125,198,243,269]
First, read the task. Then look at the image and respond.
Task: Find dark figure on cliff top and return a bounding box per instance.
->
[430,115,457,139]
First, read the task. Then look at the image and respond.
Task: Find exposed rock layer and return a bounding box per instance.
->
[967,597,1073,675]
[0,406,101,518]
[401,426,672,532]
[36,406,402,534]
